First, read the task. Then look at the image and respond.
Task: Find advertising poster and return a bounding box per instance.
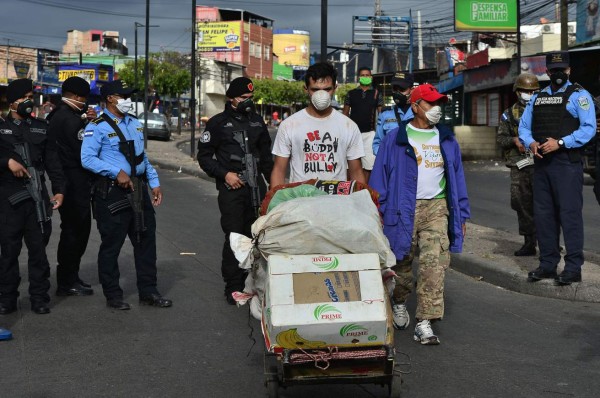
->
[455,0,518,32]
[273,29,310,67]
[197,21,241,52]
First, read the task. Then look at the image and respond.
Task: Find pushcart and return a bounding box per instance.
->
[262,298,401,398]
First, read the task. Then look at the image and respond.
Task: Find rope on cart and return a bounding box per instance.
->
[289,347,388,369]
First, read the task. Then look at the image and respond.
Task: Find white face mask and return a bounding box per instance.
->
[519,92,533,104]
[310,89,332,111]
[418,103,442,125]
[115,98,133,114]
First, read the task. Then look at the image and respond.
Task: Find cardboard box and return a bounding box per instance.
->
[262,253,389,353]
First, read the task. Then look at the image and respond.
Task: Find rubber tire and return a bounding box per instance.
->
[389,373,402,398]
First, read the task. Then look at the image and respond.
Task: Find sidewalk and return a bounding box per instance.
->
[146,131,600,304]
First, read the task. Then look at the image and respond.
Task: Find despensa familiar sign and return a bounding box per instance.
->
[455,0,518,32]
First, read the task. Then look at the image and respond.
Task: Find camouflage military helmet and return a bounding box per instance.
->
[513,73,540,92]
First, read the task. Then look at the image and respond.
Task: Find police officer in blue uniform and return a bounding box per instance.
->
[519,51,597,285]
[47,76,96,297]
[372,72,414,155]
[81,80,172,310]
[0,79,65,315]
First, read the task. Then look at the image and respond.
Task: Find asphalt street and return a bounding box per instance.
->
[464,160,600,254]
[1,169,599,397]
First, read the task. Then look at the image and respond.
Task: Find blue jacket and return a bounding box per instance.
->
[369,121,470,259]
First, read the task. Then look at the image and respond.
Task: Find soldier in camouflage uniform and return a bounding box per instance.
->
[497,73,539,256]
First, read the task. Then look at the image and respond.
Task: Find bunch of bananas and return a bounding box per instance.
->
[276,328,327,349]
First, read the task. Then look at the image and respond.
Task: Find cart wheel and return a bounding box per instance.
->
[389,373,402,398]
[266,378,279,398]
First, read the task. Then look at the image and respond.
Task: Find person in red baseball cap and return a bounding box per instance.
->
[370,82,470,345]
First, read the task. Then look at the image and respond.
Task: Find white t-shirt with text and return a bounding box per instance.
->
[406,124,446,199]
[272,109,365,183]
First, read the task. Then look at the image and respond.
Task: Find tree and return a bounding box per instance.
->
[118,51,191,133]
[333,83,355,106]
[252,79,307,116]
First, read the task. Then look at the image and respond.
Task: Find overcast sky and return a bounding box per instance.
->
[4,0,562,55]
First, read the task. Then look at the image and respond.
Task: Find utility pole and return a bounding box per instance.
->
[321,0,328,62]
[372,0,382,73]
[560,0,568,51]
[143,0,150,149]
[516,0,521,69]
[191,0,197,158]
[134,22,159,116]
[5,39,10,83]
[341,43,349,83]
[134,22,142,116]
[417,10,423,70]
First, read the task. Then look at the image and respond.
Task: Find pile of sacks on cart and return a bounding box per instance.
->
[231,180,397,352]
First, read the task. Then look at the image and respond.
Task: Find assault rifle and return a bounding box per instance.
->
[8,142,50,234]
[122,140,146,243]
[232,130,261,217]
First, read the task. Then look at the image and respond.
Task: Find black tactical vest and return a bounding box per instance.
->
[531,85,580,142]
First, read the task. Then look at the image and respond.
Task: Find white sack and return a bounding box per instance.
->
[251,190,395,268]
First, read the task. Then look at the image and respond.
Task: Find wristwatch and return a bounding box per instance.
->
[557,139,565,148]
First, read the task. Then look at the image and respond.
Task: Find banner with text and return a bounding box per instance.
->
[455,0,517,32]
[197,21,241,52]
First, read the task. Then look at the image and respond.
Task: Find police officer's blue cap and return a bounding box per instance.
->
[62,76,90,97]
[100,80,137,99]
[391,72,414,89]
[546,51,569,69]
[226,77,254,98]
[6,78,33,103]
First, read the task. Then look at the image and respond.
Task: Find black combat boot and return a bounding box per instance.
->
[514,234,536,256]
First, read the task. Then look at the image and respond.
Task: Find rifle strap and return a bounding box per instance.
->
[100,113,145,170]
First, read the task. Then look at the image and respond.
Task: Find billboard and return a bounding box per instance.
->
[58,64,113,95]
[576,1,600,45]
[197,21,241,52]
[455,0,518,32]
[273,29,310,67]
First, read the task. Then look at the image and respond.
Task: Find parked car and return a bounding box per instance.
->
[138,112,171,141]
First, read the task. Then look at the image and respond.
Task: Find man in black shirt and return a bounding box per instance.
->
[343,66,383,181]
[197,77,274,305]
[47,76,96,297]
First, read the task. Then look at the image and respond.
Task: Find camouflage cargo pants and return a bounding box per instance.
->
[510,166,535,236]
[392,199,450,320]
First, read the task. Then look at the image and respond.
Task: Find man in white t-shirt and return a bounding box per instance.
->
[270,62,366,187]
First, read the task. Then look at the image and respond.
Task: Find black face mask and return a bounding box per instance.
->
[393,92,408,106]
[237,97,255,114]
[15,99,34,118]
[550,71,568,87]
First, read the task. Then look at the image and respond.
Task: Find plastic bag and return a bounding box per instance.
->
[267,184,327,213]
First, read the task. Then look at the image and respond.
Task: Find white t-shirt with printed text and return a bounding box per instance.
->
[406,124,446,199]
[272,109,365,183]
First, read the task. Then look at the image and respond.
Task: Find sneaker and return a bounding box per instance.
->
[392,302,410,330]
[413,319,440,345]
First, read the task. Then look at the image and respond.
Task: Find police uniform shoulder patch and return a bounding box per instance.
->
[77,128,85,140]
[577,96,590,111]
[89,116,105,125]
[199,131,211,143]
